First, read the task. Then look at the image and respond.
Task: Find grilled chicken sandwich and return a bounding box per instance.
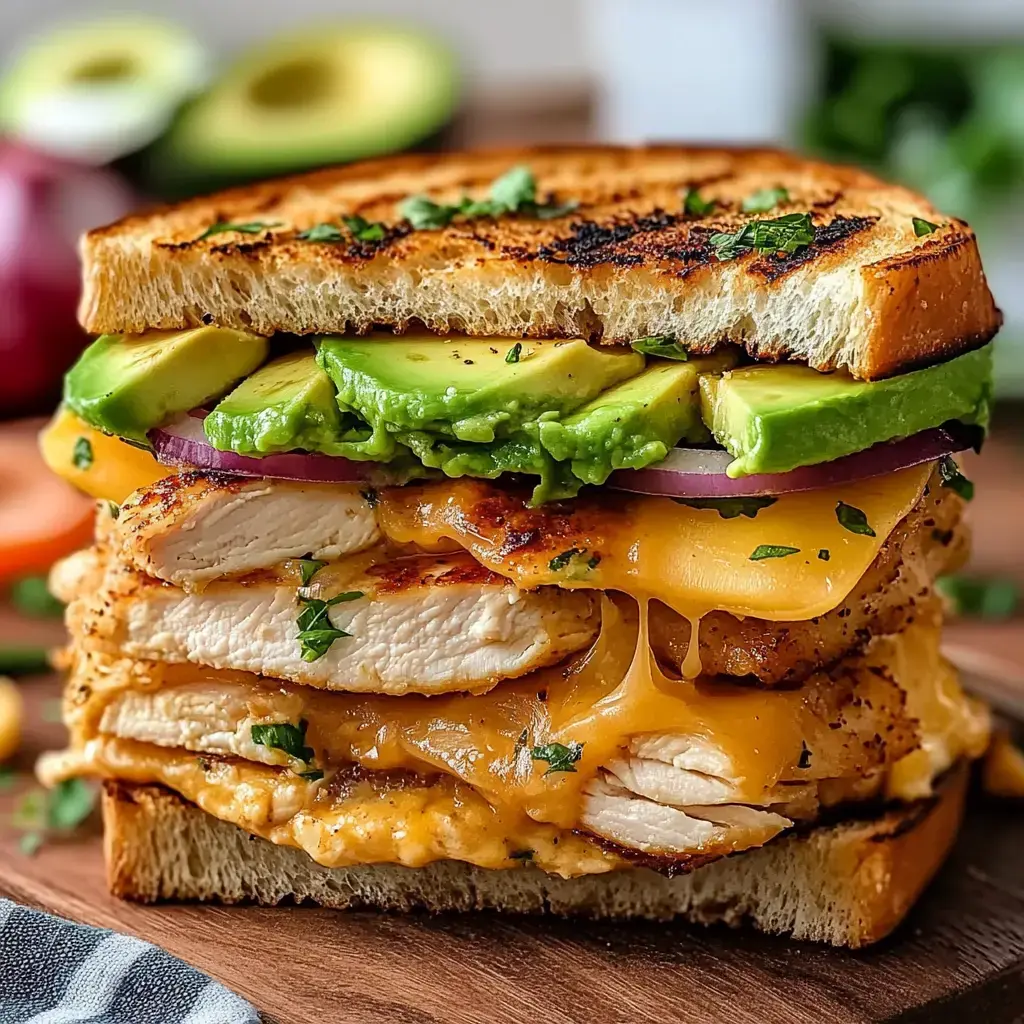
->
[39,146,1000,947]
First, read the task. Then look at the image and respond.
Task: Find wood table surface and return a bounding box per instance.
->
[2,420,1023,1024]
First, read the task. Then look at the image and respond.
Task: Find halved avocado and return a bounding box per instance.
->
[153,24,457,191]
[0,16,206,163]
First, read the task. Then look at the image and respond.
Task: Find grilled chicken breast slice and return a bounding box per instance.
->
[109,473,383,589]
[68,551,599,696]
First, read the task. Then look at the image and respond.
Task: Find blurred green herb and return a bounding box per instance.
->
[913,216,939,236]
[10,576,63,618]
[937,575,1019,620]
[938,456,974,500]
[14,778,97,856]
[742,186,790,213]
[198,221,280,240]
[683,188,716,216]
[0,648,49,676]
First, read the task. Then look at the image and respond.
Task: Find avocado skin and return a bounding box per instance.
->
[540,353,736,485]
[64,327,268,445]
[702,344,994,478]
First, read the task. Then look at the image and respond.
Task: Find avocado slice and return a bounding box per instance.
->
[151,25,456,192]
[539,352,738,485]
[204,348,401,461]
[64,326,269,445]
[316,335,645,443]
[701,344,993,477]
[0,16,206,162]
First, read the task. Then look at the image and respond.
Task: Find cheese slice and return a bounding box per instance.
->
[40,407,167,503]
[375,465,933,623]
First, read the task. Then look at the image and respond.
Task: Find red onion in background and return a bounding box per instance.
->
[0,142,136,416]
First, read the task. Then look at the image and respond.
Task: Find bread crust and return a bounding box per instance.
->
[78,146,1001,380]
[102,763,967,947]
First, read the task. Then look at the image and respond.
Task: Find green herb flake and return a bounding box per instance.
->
[19,833,42,857]
[297,222,344,242]
[107,501,120,520]
[0,647,49,676]
[742,186,790,213]
[835,502,876,537]
[683,188,716,216]
[749,544,800,561]
[297,769,325,782]
[298,557,328,587]
[295,591,362,662]
[47,778,96,831]
[549,548,584,572]
[72,436,93,471]
[198,221,280,241]
[587,554,601,570]
[817,548,830,561]
[710,212,815,262]
[937,575,1018,621]
[400,165,577,231]
[10,576,64,618]
[676,496,777,520]
[630,336,689,360]
[509,849,535,861]
[342,214,386,243]
[531,741,584,776]
[251,720,315,763]
[913,217,939,237]
[938,456,974,501]
[505,342,523,364]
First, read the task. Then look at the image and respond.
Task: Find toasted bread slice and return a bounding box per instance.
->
[102,763,966,948]
[79,146,1000,380]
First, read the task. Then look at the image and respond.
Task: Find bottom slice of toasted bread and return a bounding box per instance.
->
[102,764,966,948]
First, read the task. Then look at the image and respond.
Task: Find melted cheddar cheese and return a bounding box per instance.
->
[376,465,933,625]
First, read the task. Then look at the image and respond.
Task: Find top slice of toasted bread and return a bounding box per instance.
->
[79,145,1001,379]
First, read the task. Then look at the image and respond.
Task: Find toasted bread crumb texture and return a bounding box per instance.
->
[79,147,1000,380]
[103,764,966,948]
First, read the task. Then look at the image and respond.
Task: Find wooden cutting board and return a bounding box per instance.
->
[2,428,1024,1024]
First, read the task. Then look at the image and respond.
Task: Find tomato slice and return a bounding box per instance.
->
[0,418,94,580]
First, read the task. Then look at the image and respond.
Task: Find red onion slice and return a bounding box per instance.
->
[151,412,972,499]
[150,413,372,484]
[608,427,972,498]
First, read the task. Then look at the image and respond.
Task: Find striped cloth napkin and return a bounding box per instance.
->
[0,899,259,1023]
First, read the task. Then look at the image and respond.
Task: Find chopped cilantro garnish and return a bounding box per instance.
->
[198,221,280,240]
[749,544,800,561]
[937,575,1018,620]
[817,548,830,561]
[400,165,577,230]
[342,215,386,243]
[295,591,362,662]
[548,548,584,571]
[298,557,328,587]
[531,741,584,775]
[835,501,876,537]
[630,336,689,360]
[913,217,939,237]
[676,496,777,520]
[711,212,815,261]
[505,342,523,364]
[72,437,93,470]
[742,186,789,213]
[938,456,974,501]
[251,720,315,763]
[683,188,716,216]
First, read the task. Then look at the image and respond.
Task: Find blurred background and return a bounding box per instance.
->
[0,1,1022,849]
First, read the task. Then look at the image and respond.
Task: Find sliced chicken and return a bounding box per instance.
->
[580,774,792,860]
[68,551,599,696]
[111,472,383,589]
